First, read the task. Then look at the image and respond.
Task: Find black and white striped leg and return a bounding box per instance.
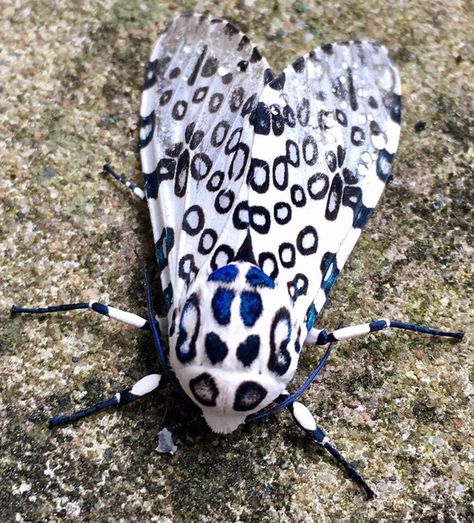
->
[11,301,150,330]
[288,401,376,500]
[103,164,145,200]
[306,318,464,345]
[49,373,162,427]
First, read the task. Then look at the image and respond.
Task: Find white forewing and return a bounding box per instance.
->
[140,14,271,319]
[247,42,401,334]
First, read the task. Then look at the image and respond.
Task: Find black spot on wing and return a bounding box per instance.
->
[271,104,285,136]
[201,56,218,77]
[238,35,250,51]
[342,185,362,211]
[198,228,218,255]
[253,102,271,135]
[248,158,270,194]
[155,227,174,271]
[250,47,262,63]
[192,86,208,103]
[143,59,158,89]
[249,206,271,234]
[264,68,274,86]
[224,22,239,36]
[383,93,402,123]
[305,303,318,331]
[376,149,395,182]
[320,252,340,295]
[325,173,343,221]
[347,68,358,111]
[278,242,296,268]
[172,100,188,121]
[292,56,305,73]
[296,226,318,255]
[211,245,235,271]
[258,252,279,280]
[211,120,230,148]
[269,72,285,90]
[174,149,189,198]
[321,43,333,55]
[190,153,212,180]
[188,45,208,86]
[307,173,329,200]
[232,201,250,230]
[274,201,292,225]
[268,308,292,376]
[206,170,224,192]
[138,111,155,149]
[178,254,198,285]
[144,158,175,199]
[182,205,204,236]
[287,273,309,302]
[176,294,200,364]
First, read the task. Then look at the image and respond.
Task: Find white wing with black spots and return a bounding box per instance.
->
[140,14,271,319]
[141,16,402,434]
[246,41,401,335]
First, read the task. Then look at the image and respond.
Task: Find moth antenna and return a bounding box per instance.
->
[103,164,146,200]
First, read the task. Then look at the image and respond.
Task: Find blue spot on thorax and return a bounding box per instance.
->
[240,291,263,327]
[211,287,235,325]
[245,266,275,289]
[208,264,239,283]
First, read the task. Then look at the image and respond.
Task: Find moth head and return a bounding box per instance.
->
[169,262,302,433]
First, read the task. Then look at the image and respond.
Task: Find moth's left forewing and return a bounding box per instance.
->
[139,14,271,320]
[248,41,401,334]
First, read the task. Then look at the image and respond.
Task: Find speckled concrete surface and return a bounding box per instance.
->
[1,1,473,521]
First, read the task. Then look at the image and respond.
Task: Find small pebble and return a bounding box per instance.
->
[39,166,56,179]
[155,427,177,455]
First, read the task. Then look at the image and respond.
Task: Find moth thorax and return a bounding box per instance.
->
[169,262,301,433]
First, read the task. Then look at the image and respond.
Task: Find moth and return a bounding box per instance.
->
[13,13,463,498]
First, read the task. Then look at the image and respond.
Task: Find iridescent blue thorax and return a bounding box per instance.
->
[169,262,303,433]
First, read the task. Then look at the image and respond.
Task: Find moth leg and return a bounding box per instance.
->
[49,373,162,427]
[306,319,464,345]
[288,401,376,500]
[103,164,145,201]
[12,301,149,330]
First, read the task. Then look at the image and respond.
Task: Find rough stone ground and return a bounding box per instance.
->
[1,1,472,521]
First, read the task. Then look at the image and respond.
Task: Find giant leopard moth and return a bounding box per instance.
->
[12,13,464,499]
